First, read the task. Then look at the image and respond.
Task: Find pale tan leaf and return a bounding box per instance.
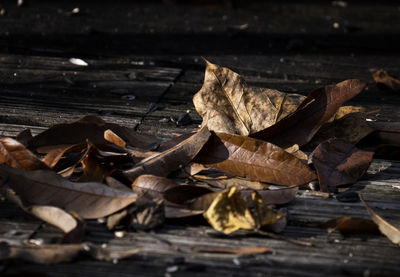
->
[193,60,305,136]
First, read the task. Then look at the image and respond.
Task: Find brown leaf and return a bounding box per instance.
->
[370,68,400,92]
[304,112,375,151]
[193,60,305,136]
[321,216,380,235]
[0,242,140,264]
[28,115,159,150]
[0,137,47,170]
[163,185,213,205]
[203,186,284,234]
[44,143,86,169]
[311,139,374,192]
[131,175,179,201]
[1,188,85,243]
[330,106,379,121]
[193,174,269,190]
[16,129,33,147]
[367,121,400,145]
[104,129,126,148]
[361,196,400,246]
[124,126,211,181]
[194,132,316,186]
[0,164,137,219]
[251,79,366,148]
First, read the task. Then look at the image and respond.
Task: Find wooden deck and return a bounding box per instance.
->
[0,1,400,276]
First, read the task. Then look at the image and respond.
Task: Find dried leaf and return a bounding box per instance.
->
[193,174,269,190]
[44,143,86,169]
[304,112,375,151]
[203,186,284,234]
[251,79,366,148]
[193,60,305,136]
[16,129,33,147]
[29,115,159,150]
[367,121,400,145]
[361,196,400,246]
[0,137,47,170]
[321,216,380,235]
[104,129,126,148]
[130,198,165,230]
[124,127,211,181]
[131,175,179,201]
[370,68,400,92]
[1,188,84,242]
[241,186,298,205]
[0,164,137,219]
[163,185,213,205]
[203,186,256,234]
[0,242,140,264]
[195,132,316,186]
[311,139,373,192]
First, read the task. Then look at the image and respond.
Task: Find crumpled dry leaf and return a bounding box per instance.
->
[321,216,380,235]
[251,79,366,148]
[194,132,316,186]
[361,196,400,246]
[311,139,373,192]
[131,175,179,202]
[0,137,48,170]
[370,68,400,92]
[0,164,137,219]
[203,186,284,234]
[124,126,211,181]
[0,242,140,264]
[28,115,159,150]
[193,60,305,136]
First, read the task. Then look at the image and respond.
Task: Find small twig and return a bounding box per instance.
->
[256,230,313,247]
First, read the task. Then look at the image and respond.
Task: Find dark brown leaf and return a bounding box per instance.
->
[251,79,366,148]
[370,68,400,92]
[304,112,375,151]
[321,216,380,235]
[131,175,179,201]
[311,139,374,192]
[0,137,47,170]
[124,126,211,181]
[29,115,159,150]
[0,164,137,219]
[193,60,305,136]
[361,196,400,246]
[16,129,33,147]
[195,132,316,186]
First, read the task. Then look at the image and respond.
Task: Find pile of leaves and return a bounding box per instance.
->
[0,60,399,264]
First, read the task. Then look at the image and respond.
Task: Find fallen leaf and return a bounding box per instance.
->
[124,126,211,181]
[194,132,316,186]
[29,115,159,150]
[0,242,140,264]
[1,188,85,243]
[241,186,298,205]
[203,186,256,234]
[311,139,374,192]
[361,196,400,246]
[321,216,380,235]
[370,68,400,92]
[304,112,375,151]
[367,121,400,145]
[16,129,33,147]
[203,186,284,234]
[130,198,165,230]
[193,174,269,190]
[330,106,379,121]
[193,60,305,136]
[0,164,137,219]
[195,247,269,255]
[163,185,213,205]
[0,137,48,170]
[131,175,179,201]
[104,129,126,148]
[251,79,366,148]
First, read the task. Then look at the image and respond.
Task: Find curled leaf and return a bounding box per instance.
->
[0,137,47,170]
[251,79,366,148]
[361,196,400,246]
[370,68,400,92]
[124,126,211,181]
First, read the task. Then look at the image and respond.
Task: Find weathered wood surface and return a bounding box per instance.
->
[0,1,400,276]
